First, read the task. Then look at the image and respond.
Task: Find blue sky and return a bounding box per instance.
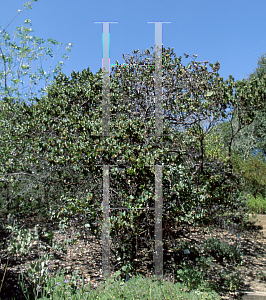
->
[1,0,265,137]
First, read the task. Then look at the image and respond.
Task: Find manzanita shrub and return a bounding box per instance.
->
[2,45,266,277]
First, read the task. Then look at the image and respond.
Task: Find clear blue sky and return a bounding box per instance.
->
[1,0,265,135]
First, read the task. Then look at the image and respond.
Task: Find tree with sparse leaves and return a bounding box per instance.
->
[207,52,266,200]
[0,0,72,213]
[230,53,266,198]
[245,53,266,161]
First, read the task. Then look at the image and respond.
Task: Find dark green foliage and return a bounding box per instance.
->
[203,237,242,265]
[1,45,266,280]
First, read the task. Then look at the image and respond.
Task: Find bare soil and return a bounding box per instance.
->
[238,214,266,295]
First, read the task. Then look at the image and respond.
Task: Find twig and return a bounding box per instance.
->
[0,258,9,293]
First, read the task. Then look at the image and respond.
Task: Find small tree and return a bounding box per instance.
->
[206,52,266,200]
[0,0,72,213]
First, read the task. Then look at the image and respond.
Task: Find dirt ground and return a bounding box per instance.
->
[248,214,266,238]
[236,214,266,296]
